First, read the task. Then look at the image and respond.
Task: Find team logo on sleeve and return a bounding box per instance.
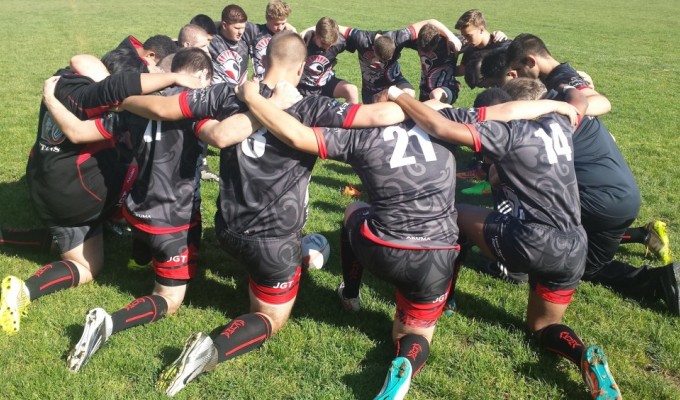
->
[41,112,66,145]
[216,50,244,85]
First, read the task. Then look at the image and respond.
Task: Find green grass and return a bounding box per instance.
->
[1,0,679,399]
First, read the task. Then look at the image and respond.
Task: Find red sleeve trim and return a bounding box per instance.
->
[129,35,143,49]
[342,27,352,39]
[464,123,482,153]
[194,118,211,138]
[313,127,328,159]
[95,118,113,139]
[343,104,361,128]
[179,91,194,119]
[477,106,487,122]
[535,283,575,304]
[408,25,417,39]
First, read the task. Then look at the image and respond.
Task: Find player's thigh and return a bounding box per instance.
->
[455,203,494,257]
[344,201,369,225]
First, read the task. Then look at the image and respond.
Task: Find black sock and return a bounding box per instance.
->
[620,227,647,244]
[534,324,585,366]
[24,260,80,301]
[340,226,363,298]
[0,226,53,253]
[212,313,272,363]
[110,295,168,335]
[396,334,430,377]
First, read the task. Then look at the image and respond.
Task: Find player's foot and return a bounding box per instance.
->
[478,261,528,284]
[337,282,361,312]
[157,332,218,397]
[0,276,31,335]
[200,165,219,182]
[443,297,457,317]
[461,181,492,195]
[456,163,486,181]
[580,345,622,400]
[374,357,412,400]
[644,220,671,264]
[67,307,112,372]
[659,262,680,316]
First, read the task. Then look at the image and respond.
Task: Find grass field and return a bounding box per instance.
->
[1,0,679,399]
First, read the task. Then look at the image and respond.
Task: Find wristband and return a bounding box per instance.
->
[387,86,404,101]
[561,85,576,93]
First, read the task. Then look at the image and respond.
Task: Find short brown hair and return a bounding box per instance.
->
[417,24,441,53]
[502,77,547,101]
[455,9,486,30]
[315,17,339,47]
[374,36,396,62]
[266,0,291,20]
[221,4,247,24]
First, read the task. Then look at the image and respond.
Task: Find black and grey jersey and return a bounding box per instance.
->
[467,113,582,231]
[209,32,250,86]
[343,26,415,95]
[316,121,459,249]
[299,31,347,89]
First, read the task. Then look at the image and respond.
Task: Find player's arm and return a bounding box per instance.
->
[485,100,579,125]
[71,54,203,91]
[197,112,263,149]
[42,77,106,143]
[298,25,315,38]
[411,19,462,52]
[350,102,407,127]
[390,87,475,147]
[580,86,611,116]
[238,80,319,155]
[560,85,589,117]
[121,93,185,120]
[284,22,297,33]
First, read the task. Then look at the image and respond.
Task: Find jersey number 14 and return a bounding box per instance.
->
[533,123,572,164]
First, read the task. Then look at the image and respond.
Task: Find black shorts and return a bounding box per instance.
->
[50,223,103,254]
[132,223,201,283]
[362,75,411,104]
[298,76,342,99]
[216,215,302,304]
[483,212,587,291]
[346,208,457,308]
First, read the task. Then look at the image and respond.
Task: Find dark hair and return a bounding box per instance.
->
[101,47,148,74]
[480,47,509,82]
[143,35,179,62]
[190,14,218,36]
[473,88,511,107]
[171,47,213,81]
[506,33,551,66]
[221,4,247,24]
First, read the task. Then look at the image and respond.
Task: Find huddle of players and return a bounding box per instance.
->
[0,3,676,399]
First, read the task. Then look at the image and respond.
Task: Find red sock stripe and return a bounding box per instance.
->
[225,334,268,357]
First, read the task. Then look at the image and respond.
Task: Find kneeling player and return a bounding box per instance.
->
[390,81,622,400]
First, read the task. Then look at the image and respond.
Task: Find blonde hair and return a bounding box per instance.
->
[266,0,291,20]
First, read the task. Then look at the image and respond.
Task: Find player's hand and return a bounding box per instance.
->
[492,31,508,42]
[236,78,261,102]
[173,73,205,89]
[556,102,580,126]
[271,80,302,109]
[577,70,595,89]
[447,37,462,53]
[42,76,60,103]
